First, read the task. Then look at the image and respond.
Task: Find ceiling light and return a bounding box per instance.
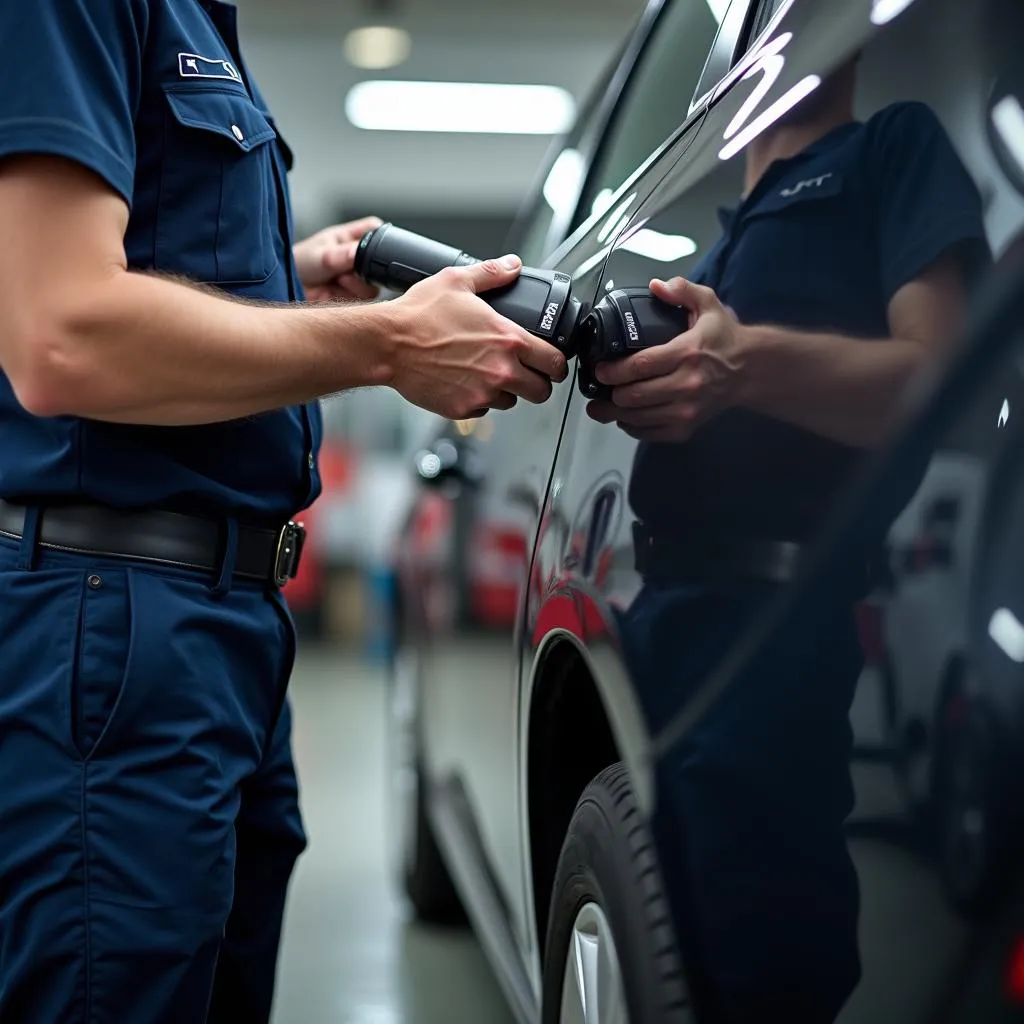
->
[719,75,821,160]
[591,188,616,219]
[621,229,698,262]
[989,607,1024,663]
[992,95,1024,174]
[344,26,412,70]
[345,81,576,134]
[542,149,586,214]
[870,0,918,26]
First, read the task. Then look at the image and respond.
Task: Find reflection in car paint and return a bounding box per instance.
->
[991,96,1024,174]
[988,607,1024,663]
[871,0,920,26]
[719,74,822,160]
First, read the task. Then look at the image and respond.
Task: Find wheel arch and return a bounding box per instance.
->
[525,634,648,958]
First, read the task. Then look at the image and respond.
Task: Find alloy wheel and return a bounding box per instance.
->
[559,902,630,1024]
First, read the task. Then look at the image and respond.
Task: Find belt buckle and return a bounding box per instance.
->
[273,521,306,588]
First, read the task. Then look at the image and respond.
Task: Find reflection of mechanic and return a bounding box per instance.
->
[591,60,989,1023]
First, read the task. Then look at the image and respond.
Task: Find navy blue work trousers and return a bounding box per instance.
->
[0,531,307,1023]
[619,581,864,1024]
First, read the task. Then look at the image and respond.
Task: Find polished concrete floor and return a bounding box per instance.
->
[271,646,515,1024]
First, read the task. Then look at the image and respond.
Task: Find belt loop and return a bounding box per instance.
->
[211,516,239,597]
[16,506,42,571]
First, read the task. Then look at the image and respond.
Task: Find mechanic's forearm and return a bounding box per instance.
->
[735,325,931,448]
[19,270,398,425]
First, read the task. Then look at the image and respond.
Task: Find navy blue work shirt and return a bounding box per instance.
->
[630,101,990,543]
[0,0,321,525]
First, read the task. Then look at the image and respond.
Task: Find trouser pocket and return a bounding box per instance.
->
[70,569,133,760]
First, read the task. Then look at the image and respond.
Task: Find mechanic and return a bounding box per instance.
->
[590,57,989,1023]
[0,2,566,1022]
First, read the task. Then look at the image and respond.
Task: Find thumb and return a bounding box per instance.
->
[650,276,711,311]
[323,240,359,275]
[460,254,523,294]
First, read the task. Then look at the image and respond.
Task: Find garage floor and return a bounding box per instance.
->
[271,646,515,1024]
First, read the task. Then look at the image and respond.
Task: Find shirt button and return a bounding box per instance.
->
[231,124,244,142]
[307,451,315,470]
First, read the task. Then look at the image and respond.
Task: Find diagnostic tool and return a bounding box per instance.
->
[354,223,690,400]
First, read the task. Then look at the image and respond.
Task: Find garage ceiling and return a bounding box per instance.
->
[232,0,646,230]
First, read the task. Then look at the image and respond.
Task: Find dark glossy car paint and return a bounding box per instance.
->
[389,0,1024,1020]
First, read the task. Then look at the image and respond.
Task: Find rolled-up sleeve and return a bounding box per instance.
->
[0,0,149,205]
[868,101,990,301]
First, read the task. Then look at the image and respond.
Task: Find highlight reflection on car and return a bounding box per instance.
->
[386,0,1024,1021]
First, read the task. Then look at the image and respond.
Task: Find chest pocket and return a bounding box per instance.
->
[158,85,280,285]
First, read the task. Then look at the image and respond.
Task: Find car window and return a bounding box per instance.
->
[573,0,724,232]
[514,146,589,268]
[748,0,791,40]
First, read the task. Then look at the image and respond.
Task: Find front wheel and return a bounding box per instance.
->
[541,764,693,1024]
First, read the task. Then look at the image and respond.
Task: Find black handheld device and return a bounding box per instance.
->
[353,223,689,398]
[354,222,582,353]
[575,288,690,400]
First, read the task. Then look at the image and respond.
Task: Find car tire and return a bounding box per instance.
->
[935,698,1009,917]
[387,639,466,926]
[541,763,693,1024]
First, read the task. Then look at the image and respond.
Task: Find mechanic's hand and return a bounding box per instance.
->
[294,216,383,302]
[388,255,568,420]
[586,276,747,442]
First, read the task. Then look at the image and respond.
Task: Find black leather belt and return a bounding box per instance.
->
[0,500,305,587]
[633,522,801,585]
[632,521,884,597]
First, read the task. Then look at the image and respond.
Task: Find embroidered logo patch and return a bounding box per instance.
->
[178,53,242,81]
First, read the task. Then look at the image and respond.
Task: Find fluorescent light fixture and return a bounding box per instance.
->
[591,188,616,219]
[345,81,576,134]
[344,26,412,70]
[999,398,1010,428]
[719,75,821,160]
[621,228,698,262]
[870,0,918,26]
[705,0,731,23]
[597,193,637,244]
[989,607,1024,663]
[992,95,1024,174]
[543,148,585,213]
[723,33,793,142]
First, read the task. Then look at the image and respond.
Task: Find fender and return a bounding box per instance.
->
[522,578,655,818]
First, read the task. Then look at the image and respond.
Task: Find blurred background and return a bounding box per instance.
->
[229,2,644,1020]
